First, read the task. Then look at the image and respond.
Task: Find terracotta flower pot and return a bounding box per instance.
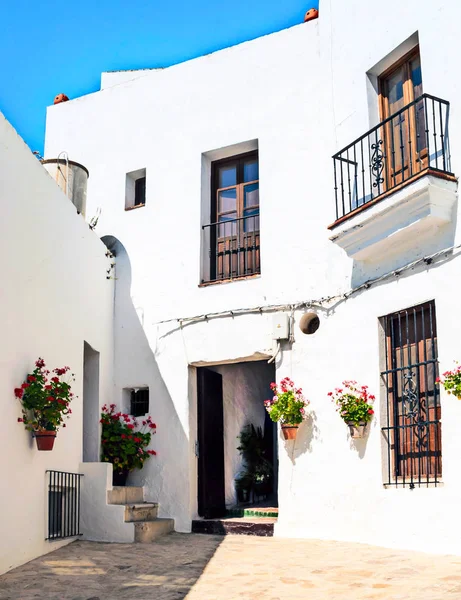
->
[347,422,368,439]
[304,8,319,23]
[35,431,56,451]
[281,424,299,440]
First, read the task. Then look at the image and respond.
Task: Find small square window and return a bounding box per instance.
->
[130,389,149,417]
[125,168,146,210]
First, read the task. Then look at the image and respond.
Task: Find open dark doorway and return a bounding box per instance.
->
[196,361,277,520]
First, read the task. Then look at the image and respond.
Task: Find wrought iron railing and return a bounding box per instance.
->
[381,302,441,488]
[47,470,83,540]
[333,94,452,221]
[202,213,260,283]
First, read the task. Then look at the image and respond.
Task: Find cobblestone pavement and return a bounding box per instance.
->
[1,533,461,599]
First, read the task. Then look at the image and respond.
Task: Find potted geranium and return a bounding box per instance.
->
[328,380,375,438]
[14,358,74,451]
[436,364,461,399]
[264,377,309,440]
[100,404,157,486]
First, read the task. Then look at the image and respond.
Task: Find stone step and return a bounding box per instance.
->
[226,507,279,519]
[134,518,175,543]
[124,503,158,522]
[107,486,144,505]
[192,517,275,537]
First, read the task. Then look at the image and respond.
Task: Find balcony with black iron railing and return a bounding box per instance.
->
[331,94,454,226]
[201,213,260,284]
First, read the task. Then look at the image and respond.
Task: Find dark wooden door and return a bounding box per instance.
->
[380,50,427,189]
[197,368,226,518]
[386,302,441,482]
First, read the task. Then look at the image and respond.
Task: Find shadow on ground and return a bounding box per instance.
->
[0,534,223,600]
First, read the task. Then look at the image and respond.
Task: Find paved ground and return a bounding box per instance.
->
[1,533,461,599]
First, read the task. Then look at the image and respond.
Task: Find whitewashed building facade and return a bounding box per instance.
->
[3,0,461,574]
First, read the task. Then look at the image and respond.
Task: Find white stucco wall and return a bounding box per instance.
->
[0,113,114,574]
[44,0,461,555]
[210,362,274,506]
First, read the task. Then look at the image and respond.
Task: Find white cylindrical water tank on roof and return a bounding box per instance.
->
[41,156,89,217]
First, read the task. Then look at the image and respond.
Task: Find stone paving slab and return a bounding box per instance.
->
[1,533,461,599]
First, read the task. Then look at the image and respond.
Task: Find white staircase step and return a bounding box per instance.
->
[125,503,158,522]
[134,518,175,543]
[107,486,144,505]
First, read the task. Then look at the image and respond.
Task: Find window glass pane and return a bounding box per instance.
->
[243,159,259,183]
[411,56,423,98]
[244,183,259,207]
[218,212,237,237]
[243,207,259,232]
[386,67,405,114]
[218,188,237,212]
[219,165,237,188]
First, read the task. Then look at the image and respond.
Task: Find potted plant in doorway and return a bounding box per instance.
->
[100,404,157,486]
[328,380,375,438]
[236,424,273,502]
[264,378,309,440]
[15,358,75,450]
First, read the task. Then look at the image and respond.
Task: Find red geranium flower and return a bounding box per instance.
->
[27,375,36,383]
[14,388,24,399]
[127,424,134,430]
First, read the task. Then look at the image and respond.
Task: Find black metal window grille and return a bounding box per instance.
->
[134,177,146,206]
[130,389,149,417]
[381,301,441,488]
[47,471,83,540]
[333,94,452,221]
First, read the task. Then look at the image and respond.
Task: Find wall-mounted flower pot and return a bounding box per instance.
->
[281,424,299,440]
[34,431,56,451]
[347,422,368,439]
[113,469,129,487]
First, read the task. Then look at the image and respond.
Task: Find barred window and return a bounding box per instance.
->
[381,301,441,488]
[130,389,149,417]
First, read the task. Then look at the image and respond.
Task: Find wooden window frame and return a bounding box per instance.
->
[209,151,260,282]
[211,150,259,223]
[378,47,427,187]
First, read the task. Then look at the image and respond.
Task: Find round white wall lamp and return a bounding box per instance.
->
[299,312,320,335]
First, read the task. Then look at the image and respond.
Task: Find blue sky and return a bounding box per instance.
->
[0,0,318,154]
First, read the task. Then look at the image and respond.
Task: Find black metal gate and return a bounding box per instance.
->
[47,470,83,540]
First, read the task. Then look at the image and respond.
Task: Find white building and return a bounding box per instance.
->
[3,0,461,575]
